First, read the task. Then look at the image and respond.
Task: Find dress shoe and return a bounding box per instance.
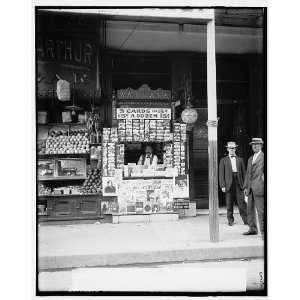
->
[243,230,257,235]
[228,220,234,226]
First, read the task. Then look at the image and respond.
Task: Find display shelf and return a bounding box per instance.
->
[38,193,101,198]
[38,122,86,126]
[38,216,101,222]
[38,176,87,181]
[37,193,102,222]
[38,153,90,159]
[111,212,177,216]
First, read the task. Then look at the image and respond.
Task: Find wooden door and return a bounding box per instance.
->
[192,108,209,208]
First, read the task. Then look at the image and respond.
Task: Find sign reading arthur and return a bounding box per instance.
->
[36,32,96,100]
[117,108,171,120]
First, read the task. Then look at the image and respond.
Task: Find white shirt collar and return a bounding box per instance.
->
[254,150,261,157]
[252,150,262,164]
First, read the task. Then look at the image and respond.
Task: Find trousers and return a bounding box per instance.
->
[225,173,248,224]
[247,190,264,234]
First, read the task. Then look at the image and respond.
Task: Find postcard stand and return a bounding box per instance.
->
[102,85,190,222]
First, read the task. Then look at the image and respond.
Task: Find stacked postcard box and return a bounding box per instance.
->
[102,128,116,177]
[173,123,187,175]
[117,119,171,142]
[116,144,125,169]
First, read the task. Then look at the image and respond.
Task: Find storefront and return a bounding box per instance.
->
[38,84,191,221]
[36,8,265,227]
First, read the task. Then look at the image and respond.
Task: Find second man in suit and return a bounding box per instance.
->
[219,141,248,226]
[243,137,265,237]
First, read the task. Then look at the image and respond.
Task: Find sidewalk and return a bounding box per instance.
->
[38,210,264,271]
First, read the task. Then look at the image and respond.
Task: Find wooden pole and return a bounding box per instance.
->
[207,12,219,242]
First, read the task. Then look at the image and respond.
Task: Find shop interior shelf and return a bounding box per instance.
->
[38,176,87,181]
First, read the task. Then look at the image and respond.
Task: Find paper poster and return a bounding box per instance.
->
[133,189,147,202]
[118,186,132,204]
[117,178,174,214]
[173,175,189,198]
[143,201,152,214]
[126,202,136,214]
[152,194,160,213]
[135,201,144,214]
[101,200,119,214]
[160,189,172,206]
[146,190,155,202]
[102,177,118,196]
[146,189,162,213]
[114,169,123,188]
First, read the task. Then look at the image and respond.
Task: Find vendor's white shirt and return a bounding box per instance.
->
[229,156,237,172]
[252,150,262,164]
[138,154,158,168]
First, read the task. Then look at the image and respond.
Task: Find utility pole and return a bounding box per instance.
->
[206,11,219,242]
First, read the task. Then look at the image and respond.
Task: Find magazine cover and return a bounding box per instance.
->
[173,174,189,198]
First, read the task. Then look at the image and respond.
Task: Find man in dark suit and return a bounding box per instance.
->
[219,141,248,226]
[243,138,265,237]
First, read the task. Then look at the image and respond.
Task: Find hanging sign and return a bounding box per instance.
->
[117,108,171,120]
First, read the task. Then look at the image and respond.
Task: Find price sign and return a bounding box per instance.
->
[117,108,171,120]
[173,198,190,209]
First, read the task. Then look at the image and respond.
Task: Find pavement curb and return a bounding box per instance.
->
[39,244,264,271]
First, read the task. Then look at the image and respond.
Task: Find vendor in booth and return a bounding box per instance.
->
[137,144,158,169]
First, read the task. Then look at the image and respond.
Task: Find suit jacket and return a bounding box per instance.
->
[219,155,246,192]
[243,151,264,196]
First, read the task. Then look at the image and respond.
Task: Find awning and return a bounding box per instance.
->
[38,8,214,24]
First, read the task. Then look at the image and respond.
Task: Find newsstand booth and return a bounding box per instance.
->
[100,86,190,221]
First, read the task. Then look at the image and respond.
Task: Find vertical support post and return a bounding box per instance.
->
[207,13,219,242]
[96,33,100,93]
[187,129,194,202]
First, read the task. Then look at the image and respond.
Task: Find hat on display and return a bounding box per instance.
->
[249,137,264,145]
[225,141,238,148]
